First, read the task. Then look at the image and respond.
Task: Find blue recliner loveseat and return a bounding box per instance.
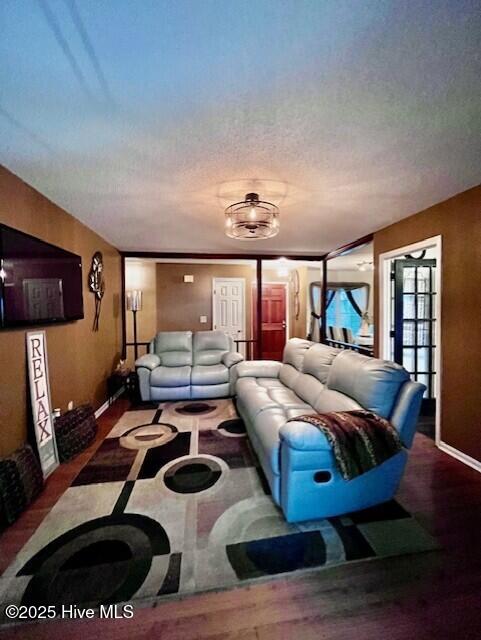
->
[135,330,243,401]
[235,339,425,522]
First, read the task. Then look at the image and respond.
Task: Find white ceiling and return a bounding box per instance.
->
[327,242,373,271]
[1,1,480,255]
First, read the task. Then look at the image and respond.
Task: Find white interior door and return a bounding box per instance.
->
[213,278,246,350]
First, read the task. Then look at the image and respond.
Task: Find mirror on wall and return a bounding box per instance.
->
[124,257,257,365]
[325,241,374,355]
[124,256,324,366]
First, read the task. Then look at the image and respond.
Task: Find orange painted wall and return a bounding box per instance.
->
[0,166,122,456]
[373,185,481,463]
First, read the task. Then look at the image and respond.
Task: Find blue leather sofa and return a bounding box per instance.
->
[235,339,425,522]
[135,330,243,401]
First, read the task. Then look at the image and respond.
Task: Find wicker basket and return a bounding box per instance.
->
[54,404,97,463]
[0,444,43,527]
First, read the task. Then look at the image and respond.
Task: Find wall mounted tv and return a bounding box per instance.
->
[0,224,84,328]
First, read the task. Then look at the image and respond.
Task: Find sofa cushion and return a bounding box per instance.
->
[326,350,409,418]
[192,364,229,386]
[279,363,301,390]
[195,350,226,366]
[302,343,340,383]
[154,331,193,367]
[236,375,284,393]
[313,388,363,413]
[257,378,285,389]
[236,360,282,379]
[236,376,258,391]
[282,338,312,370]
[268,387,310,410]
[194,330,231,365]
[238,389,278,421]
[293,373,324,406]
[236,377,259,393]
[150,365,191,388]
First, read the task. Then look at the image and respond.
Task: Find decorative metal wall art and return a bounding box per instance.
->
[88,251,105,331]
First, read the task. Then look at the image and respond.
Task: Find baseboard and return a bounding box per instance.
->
[438,441,481,473]
[94,386,125,419]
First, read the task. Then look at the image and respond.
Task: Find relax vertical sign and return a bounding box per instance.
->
[26,331,59,478]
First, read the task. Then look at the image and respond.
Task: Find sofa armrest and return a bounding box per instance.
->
[235,360,282,379]
[279,421,332,451]
[135,354,161,370]
[390,380,425,448]
[222,351,244,368]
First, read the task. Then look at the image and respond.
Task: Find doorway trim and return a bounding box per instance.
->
[212,277,246,343]
[378,235,442,447]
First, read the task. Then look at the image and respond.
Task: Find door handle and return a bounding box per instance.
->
[282,321,286,329]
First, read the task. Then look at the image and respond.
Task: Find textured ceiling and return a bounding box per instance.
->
[1,0,480,254]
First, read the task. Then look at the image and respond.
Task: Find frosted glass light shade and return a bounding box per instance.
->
[126,289,142,311]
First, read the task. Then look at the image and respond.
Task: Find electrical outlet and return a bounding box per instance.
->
[200,315,207,323]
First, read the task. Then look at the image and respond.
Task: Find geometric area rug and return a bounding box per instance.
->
[0,399,438,621]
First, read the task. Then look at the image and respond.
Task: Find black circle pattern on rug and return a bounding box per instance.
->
[175,402,216,415]
[121,422,178,450]
[163,457,222,494]
[218,418,246,435]
[226,531,327,578]
[123,422,177,437]
[18,514,170,606]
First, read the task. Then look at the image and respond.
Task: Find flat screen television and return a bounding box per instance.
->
[0,224,84,328]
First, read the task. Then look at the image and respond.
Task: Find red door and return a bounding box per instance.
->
[253,284,286,360]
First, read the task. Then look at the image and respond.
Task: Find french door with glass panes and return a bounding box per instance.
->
[392,259,436,412]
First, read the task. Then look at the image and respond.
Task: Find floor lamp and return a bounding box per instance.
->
[126,290,142,360]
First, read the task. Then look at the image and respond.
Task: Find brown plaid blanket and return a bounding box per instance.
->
[287,410,403,480]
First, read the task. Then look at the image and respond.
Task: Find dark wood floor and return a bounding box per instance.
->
[1,398,480,639]
[416,413,436,440]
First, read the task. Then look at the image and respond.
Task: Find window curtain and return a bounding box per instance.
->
[328,282,370,315]
[326,289,336,309]
[307,281,322,342]
[307,282,370,342]
[346,287,368,317]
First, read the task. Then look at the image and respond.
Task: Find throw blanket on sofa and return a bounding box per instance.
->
[288,410,403,480]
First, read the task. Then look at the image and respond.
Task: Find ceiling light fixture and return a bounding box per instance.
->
[225,192,279,240]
